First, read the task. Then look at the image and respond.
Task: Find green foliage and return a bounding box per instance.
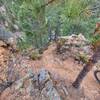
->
[60,0,99,36]
[0,0,100,50]
[90,34,100,45]
[75,53,89,64]
[0,0,47,49]
[46,0,100,37]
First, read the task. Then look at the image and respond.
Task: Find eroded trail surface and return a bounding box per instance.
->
[0,43,100,100]
[34,44,100,100]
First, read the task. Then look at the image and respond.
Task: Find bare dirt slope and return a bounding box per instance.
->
[0,43,100,100]
[0,46,10,82]
[35,44,100,100]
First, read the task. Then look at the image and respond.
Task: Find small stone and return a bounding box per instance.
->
[38,68,50,85]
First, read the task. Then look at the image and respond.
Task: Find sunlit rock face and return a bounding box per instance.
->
[56,34,93,63]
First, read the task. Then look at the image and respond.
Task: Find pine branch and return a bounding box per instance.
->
[41,0,56,8]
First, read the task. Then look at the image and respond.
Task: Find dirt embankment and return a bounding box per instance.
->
[0,44,10,82]
[0,35,100,100]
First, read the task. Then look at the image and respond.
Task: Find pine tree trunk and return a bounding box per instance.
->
[72,51,98,88]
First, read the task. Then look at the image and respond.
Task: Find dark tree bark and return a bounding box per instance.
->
[72,49,99,88]
[41,0,55,8]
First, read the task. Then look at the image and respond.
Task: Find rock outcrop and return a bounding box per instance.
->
[56,34,93,64]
